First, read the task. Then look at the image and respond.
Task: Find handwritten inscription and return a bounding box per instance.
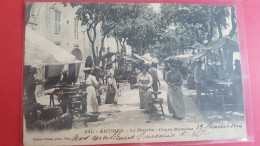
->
[32,122,245,143]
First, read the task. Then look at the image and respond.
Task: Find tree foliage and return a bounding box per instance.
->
[111,4,163,55]
[69,3,236,62]
[160,4,230,44]
[71,2,140,64]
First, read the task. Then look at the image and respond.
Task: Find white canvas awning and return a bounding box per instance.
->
[133,53,158,64]
[24,26,76,66]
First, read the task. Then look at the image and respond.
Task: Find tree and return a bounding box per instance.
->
[99,3,137,52]
[160,4,230,45]
[72,3,103,65]
[111,4,162,55]
[228,6,237,38]
[71,3,139,65]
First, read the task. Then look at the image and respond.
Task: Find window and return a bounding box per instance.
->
[55,10,61,34]
[74,18,79,39]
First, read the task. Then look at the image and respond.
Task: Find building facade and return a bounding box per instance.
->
[27,2,120,63]
[28,2,91,60]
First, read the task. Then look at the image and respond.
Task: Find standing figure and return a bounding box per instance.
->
[59,69,71,85]
[163,61,170,81]
[83,67,99,115]
[105,63,117,104]
[148,62,161,98]
[232,60,243,104]
[194,60,204,99]
[137,64,153,113]
[24,67,42,121]
[166,61,185,119]
[105,74,117,104]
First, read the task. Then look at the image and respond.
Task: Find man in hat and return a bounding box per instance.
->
[194,60,204,99]
[149,62,161,98]
[232,59,243,104]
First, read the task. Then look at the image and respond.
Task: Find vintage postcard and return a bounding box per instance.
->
[23,2,246,145]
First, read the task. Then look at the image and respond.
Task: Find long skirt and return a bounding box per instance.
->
[167,86,185,119]
[139,87,153,110]
[86,86,99,114]
[105,92,115,104]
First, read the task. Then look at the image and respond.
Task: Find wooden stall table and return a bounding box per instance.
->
[210,79,233,110]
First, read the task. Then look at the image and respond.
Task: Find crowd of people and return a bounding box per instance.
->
[81,62,118,116]
[24,57,243,124]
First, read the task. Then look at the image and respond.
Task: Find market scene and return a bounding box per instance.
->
[23,3,245,131]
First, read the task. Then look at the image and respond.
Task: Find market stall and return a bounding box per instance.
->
[191,37,240,110]
[24,27,85,130]
[115,55,139,86]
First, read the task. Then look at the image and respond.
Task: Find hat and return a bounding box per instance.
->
[83,67,94,71]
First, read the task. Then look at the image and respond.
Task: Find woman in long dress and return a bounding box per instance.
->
[104,63,117,104]
[166,61,185,119]
[137,65,153,112]
[105,74,117,104]
[83,68,99,114]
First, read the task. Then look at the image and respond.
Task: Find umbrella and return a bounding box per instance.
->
[24,26,76,66]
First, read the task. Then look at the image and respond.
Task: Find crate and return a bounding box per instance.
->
[118,83,130,92]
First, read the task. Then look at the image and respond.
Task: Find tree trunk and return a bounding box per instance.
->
[228,6,237,38]
[217,22,222,39]
[208,24,214,42]
[86,24,98,65]
[116,38,120,53]
[100,35,106,53]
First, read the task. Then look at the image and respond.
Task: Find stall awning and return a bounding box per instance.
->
[24,26,76,66]
[190,50,219,62]
[102,52,117,59]
[163,54,194,62]
[193,37,239,52]
[123,55,138,63]
[133,53,158,64]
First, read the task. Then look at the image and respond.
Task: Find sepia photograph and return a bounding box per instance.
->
[23,2,246,145]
